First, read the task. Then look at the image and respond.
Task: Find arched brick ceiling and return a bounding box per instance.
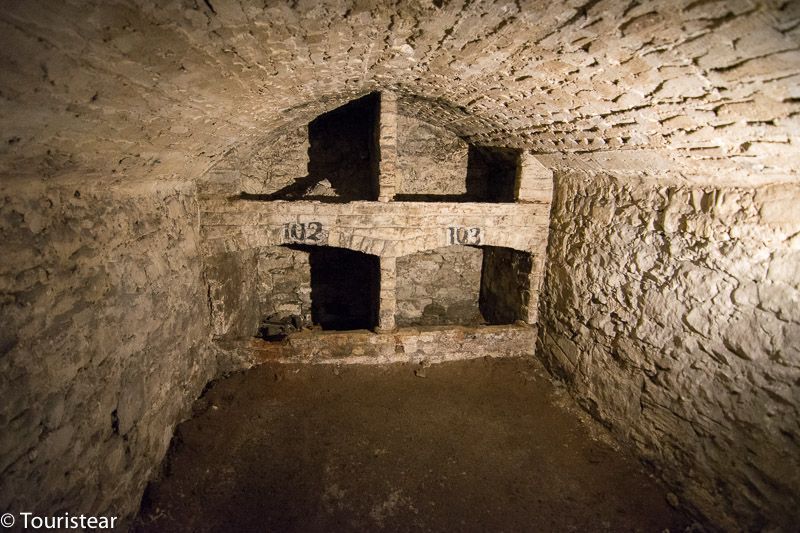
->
[1,0,798,185]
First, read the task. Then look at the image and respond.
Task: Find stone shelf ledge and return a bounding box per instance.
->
[214,324,537,365]
[200,199,551,258]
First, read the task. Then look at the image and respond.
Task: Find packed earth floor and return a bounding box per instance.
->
[134,357,699,532]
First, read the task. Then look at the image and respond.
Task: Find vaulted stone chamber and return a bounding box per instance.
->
[202,91,552,363]
[3,2,799,530]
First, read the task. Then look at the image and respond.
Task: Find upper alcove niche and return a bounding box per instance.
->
[231,91,529,204]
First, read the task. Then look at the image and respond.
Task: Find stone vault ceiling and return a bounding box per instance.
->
[0,0,798,185]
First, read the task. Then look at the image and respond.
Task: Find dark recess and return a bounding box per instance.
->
[394,146,519,202]
[479,246,532,324]
[308,247,379,331]
[239,92,380,202]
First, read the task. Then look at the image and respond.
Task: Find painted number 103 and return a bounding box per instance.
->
[448,226,481,245]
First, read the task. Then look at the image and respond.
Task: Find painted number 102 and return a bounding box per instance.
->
[283,222,323,242]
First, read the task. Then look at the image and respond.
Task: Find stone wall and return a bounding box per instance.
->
[538,171,800,530]
[396,114,468,198]
[205,248,259,340]
[0,179,215,526]
[239,125,309,196]
[396,245,483,327]
[256,246,312,326]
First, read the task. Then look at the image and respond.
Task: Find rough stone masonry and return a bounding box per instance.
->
[537,166,800,531]
[0,0,799,530]
[199,92,553,341]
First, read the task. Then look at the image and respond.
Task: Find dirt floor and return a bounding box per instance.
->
[134,357,699,532]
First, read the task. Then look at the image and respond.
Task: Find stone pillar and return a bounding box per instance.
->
[515,151,553,324]
[377,91,399,202]
[525,252,548,324]
[377,256,397,331]
[515,150,553,204]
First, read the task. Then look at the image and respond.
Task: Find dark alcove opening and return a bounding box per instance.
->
[464,146,519,203]
[394,245,533,328]
[479,246,533,325]
[395,245,485,327]
[308,247,380,331]
[242,92,380,203]
[255,245,380,340]
[393,145,519,203]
